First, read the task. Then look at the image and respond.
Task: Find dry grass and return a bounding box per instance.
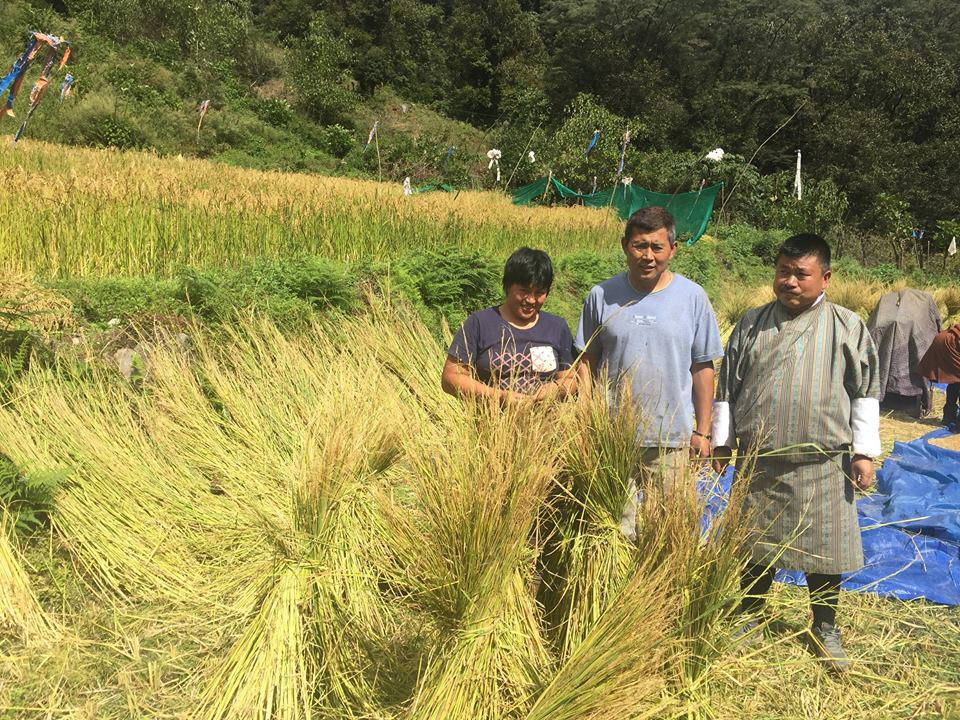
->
[933,286,960,327]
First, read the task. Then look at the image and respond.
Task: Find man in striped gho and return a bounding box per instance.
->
[711,233,881,673]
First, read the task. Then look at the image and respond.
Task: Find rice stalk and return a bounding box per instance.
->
[524,554,680,720]
[0,368,219,603]
[0,510,61,645]
[632,456,754,688]
[827,278,883,320]
[192,562,313,720]
[184,320,405,718]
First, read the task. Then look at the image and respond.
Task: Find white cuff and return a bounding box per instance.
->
[851,397,881,458]
[712,401,731,447]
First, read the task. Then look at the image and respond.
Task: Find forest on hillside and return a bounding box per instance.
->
[4,0,960,263]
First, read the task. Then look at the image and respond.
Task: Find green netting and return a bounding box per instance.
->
[510,177,723,245]
[414,182,456,194]
[508,176,550,204]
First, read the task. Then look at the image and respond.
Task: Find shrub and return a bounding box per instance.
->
[323,124,356,158]
[867,263,906,284]
[51,277,186,323]
[56,91,151,150]
[179,257,357,324]
[393,247,501,330]
[260,98,294,128]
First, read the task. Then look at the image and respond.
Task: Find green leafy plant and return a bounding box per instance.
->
[0,457,65,536]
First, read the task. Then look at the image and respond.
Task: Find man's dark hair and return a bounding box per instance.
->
[623,206,677,246]
[776,233,831,272]
[503,247,554,292]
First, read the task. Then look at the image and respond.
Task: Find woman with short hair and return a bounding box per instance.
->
[441,247,576,403]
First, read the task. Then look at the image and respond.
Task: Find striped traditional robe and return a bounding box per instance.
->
[718,298,880,574]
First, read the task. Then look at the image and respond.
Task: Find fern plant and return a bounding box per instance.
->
[0,457,65,536]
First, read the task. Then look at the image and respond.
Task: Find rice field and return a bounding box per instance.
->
[0,141,617,277]
[1,311,957,719]
[1,140,959,718]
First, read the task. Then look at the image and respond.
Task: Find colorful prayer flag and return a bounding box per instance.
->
[59,73,74,101]
[585,128,600,157]
[197,99,211,132]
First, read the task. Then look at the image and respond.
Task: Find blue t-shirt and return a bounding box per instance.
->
[575,272,723,447]
[448,307,574,394]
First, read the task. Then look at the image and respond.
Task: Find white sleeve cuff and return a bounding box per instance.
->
[851,397,881,458]
[712,401,731,447]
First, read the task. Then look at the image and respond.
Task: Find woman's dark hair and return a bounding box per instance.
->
[502,247,554,292]
[776,233,831,271]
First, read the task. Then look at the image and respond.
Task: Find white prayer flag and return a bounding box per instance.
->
[949,236,957,257]
[486,148,502,182]
[794,149,802,201]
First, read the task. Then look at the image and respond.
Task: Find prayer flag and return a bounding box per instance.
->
[197,99,211,132]
[585,128,600,157]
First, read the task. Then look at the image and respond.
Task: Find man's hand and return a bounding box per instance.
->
[690,433,711,462]
[850,454,874,491]
[712,445,733,475]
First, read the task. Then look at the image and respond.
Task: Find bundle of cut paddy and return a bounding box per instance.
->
[539,381,646,660]
[631,455,753,686]
[0,364,226,603]
[387,401,563,720]
[142,322,406,718]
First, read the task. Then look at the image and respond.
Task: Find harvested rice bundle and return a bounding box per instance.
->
[185,327,405,719]
[631,459,752,686]
[0,369,220,602]
[540,382,645,660]
[525,551,680,720]
[389,402,563,720]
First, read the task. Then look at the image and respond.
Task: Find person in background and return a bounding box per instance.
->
[442,247,576,402]
[575,206,723,541]
[916,323,960,430]
[712,233,881,673]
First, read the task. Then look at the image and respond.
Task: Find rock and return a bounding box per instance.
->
[114,348,136,381]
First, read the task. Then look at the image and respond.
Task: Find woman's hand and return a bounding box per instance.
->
[532,382,560,402]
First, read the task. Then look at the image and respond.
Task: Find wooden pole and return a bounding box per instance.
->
[374,123,382,183]
[504,121,543,191]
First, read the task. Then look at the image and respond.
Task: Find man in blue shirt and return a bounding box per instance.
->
[576,206,723,540]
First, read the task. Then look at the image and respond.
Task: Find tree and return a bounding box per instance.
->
[287,17,356,123]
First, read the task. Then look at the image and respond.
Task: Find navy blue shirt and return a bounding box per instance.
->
[448,307,574,394]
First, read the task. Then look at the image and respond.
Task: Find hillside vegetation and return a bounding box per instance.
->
[5,0,960,270]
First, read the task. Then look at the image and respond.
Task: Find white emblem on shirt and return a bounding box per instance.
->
[529,345,558,373]
[631,314,658,326]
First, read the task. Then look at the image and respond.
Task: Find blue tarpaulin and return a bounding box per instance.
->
[701,426,960,605]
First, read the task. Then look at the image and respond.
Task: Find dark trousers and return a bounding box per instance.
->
[739,562,840,627]
[945,383,960,426]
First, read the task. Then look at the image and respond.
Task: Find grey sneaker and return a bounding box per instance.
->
[732,617,763,651]
[809,622,850,673]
